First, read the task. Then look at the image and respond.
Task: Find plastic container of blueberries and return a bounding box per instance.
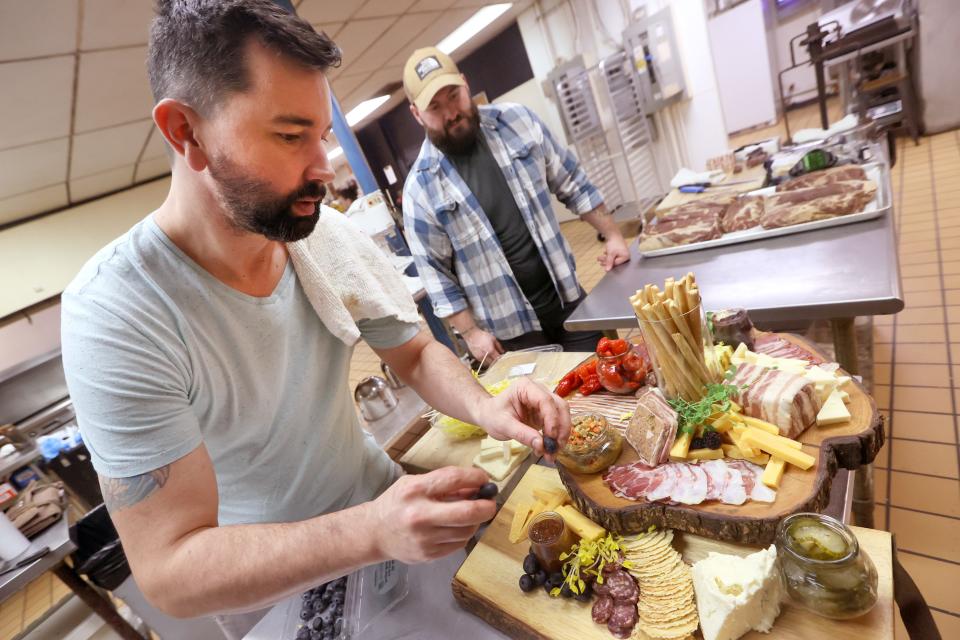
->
[283,560,409,639]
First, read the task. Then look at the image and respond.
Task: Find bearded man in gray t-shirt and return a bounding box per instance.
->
[61,2,570,637]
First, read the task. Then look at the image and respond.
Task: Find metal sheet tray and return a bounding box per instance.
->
[638,162,890,258]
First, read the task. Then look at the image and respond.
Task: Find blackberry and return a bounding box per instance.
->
[690,437,705,450]
[704,431,722,449]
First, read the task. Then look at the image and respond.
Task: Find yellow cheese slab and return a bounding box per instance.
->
[762,457,787,489]
[721,444,770,465]
[739,415,781,436]
[669,431,693,461]
[688,447,724,461]
[508,500,533,543]
[741,428,816,470]
[554,504,605,541]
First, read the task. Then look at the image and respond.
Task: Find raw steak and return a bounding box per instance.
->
[776,165,867,191]
[761,180,877,229]
[720,196,763,233]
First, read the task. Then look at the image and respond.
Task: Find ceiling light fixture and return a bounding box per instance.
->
[437,3,512,55]
[345,95,391,127]
[327,146,344,161]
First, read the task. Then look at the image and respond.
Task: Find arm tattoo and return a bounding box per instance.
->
[100,466,171,512]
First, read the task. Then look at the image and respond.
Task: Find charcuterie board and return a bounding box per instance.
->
[557,333,883,545]
[452,464,894,640]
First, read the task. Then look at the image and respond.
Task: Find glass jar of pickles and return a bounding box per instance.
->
[775,513,878,619]
[555,414,622,474]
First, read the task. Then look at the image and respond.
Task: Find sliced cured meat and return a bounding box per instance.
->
[753,333,823,364]
[776,165,867,192]
[731,362,821,438]
[645,466,678,502]
[721,464,748,506]
[720,196,763,233]
[607,603,638,635]
[639,205,723,251]
[728,460,777,503]
[605,571,639,602]
[670,463,708,505]
[591,595,614,623]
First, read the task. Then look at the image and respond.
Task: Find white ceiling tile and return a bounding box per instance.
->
[0,0,78,61]
[347,13,439,74]
[297,0,361,24]
[80,0,154,50]
[140,126,168,160]
[0,56,74,150]
[354,0,418,18]
[343,67,406,114]
[69,165,134,202]
[71,120,154,179]
[0,184,68,227]
[409,0,457,10]
[333,16,398,69]
[331,73,374,100]
[74,47,154,133]
[403,7,476,52]
[134,156,170,182]
[312,21,343,37]
[0,138,69,199]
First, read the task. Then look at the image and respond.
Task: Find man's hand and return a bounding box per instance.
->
[475,377,571,457]
[463,326,504,363]
[598,233,630,271]
[368,467,496,563]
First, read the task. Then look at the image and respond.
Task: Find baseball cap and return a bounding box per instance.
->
[403,47,466,111]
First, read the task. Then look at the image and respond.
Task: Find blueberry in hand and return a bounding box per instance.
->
[473,482,498,500]
[542,436,558,454]
[522,553,539,575]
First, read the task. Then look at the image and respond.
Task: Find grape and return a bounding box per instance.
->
[519,574,535,592]
[474,482,499,500]
[533,569,548,586]
[548,572,565,588]
[310,617,324,632]
[542,436,558,454]
[296,628,310,640]
[559,583,574,598]
[522,553,539,574]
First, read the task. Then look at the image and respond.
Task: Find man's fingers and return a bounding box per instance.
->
[520,379,572,445]
[422,466,490,499]
[493,338,505,355]
[423,494,497,527]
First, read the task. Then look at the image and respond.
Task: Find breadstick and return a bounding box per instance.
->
[672,332,713,388]
[686,286,703,346]
[637,305,698,398]
[666,300,704,362]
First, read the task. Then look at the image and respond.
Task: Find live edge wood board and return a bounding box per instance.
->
[452,465,894,640]
[557,332,884,545]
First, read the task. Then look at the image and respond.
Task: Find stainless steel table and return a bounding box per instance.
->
[565,211,903,529]
[0,515,73,602]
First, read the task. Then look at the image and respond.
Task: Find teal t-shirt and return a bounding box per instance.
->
[61,216,419,525]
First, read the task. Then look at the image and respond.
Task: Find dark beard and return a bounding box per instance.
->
[207,155,326,242]
[427,103,481,156]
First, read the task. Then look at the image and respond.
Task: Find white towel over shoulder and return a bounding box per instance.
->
[288,205,420,346]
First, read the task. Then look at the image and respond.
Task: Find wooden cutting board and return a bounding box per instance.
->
[558,333,883,544]
[655,166,767,213]
[452,464,894,640]
[398,351,589,484]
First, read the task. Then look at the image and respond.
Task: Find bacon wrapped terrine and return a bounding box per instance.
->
[730,362,821,438]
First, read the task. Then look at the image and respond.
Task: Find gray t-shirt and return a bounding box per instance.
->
[61,216,419,525]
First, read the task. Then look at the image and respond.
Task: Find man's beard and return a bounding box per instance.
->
[207,154,326,242]
[427,103,481,156]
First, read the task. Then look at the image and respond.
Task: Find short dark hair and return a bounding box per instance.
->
[147,0,341,115]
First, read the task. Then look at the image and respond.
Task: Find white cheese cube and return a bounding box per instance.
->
[693,546,782,640]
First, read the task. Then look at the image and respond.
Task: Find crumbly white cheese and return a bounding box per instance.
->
[692,545,782,640]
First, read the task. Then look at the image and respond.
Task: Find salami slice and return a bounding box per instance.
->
[604,571,639,602]
[607,603,638,636]
[591,595,614,624]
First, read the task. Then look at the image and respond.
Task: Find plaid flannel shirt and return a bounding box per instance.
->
[402,103,604,340]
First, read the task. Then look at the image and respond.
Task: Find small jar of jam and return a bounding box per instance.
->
[528,511,577,573]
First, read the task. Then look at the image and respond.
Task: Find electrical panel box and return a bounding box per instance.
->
[622,6,686,115]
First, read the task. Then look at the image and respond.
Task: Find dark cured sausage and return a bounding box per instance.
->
[591,595,614,624]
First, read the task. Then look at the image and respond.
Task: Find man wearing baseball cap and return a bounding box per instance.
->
[401,47,629,363]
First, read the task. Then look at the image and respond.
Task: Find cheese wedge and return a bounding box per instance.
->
[670,432,693,461]
[473,448,528,481]
[688,447,724,461]
[508,501,533,543]
[739,415,781,436]
[721,444,770,465]
[555,505,605,541]
[761,457,787,489]
[817,389,851,426]
[740,429,815,470]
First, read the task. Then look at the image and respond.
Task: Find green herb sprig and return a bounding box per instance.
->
[668,369,746,436]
